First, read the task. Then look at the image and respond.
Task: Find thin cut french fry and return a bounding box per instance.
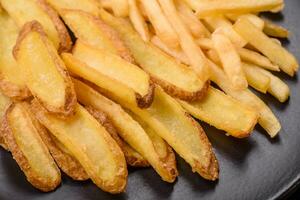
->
[234,18,298,76]
[109,0,129,17]
[226,14,265,30]
[263,20,289,38]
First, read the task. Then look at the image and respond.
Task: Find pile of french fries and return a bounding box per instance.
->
[0,0,297,194]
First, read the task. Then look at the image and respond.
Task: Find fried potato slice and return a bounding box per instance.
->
[99,10,209,101]
[212,32,248,90]
[35,120,89,181]
[0,0,72,52]
[242,63,271,93]
[74,79,177,181]
[0,11,31,100]
[31,102,128,194]
[13,21,76,117]
[184,0,283,17]
[107,85,219,181]
[139,0,179,49]
[85,105,149,167]
[128,0,150,41]
[234,18,298,76]
[46,0,101,16]
[263,20,289,38]
[158,0,210,82]
[179,86,258,138]
[209,60,281,137]
[0,91,11,150]
[106,0,129,17]
[58,9,134,63]
[227,14,265,30]
[2,103,61,191]
[62,41,153,108]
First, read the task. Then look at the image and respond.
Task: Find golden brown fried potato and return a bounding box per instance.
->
[31,102,128,194]
[73,79,177,182]
[234,18,298,76]
[59,9,134,63]
[1,0,72,52]
[179,86,258,138]
[84,105,149,167]
[2,103,61,192]
[0,11,31,100]
[263,20,289,38]
[227,14,265,30]
[62,40,154,108]
[99,10,209,102]
[0,91,11,150]
[46,0,102,16]
[13,21,76,117]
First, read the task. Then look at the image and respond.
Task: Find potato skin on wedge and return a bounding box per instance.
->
[13,21,77,117]
[31,101,127,194]
[2,103,61,192]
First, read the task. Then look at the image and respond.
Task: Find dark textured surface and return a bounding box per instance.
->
[1,1,300,200]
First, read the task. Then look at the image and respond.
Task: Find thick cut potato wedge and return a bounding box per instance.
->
[46,0,101,16]
[0,0,72,52]
[0,91,11,149]
[263,20,289,38]
[13,21,76,117]
[158,0,210,82]
[242,63,271,93]
[85,105,149,167]
[179,86,258,138]
[0,11,31,100]
[59,9,134,63]
[62,41,153,108]
[234,18,298,76]
[184,0,283,17]
[212,32,248,90]
[74,79,177,181]
[102,84,219,181]
[209,60,281,137]
[31,102,128,194]
[139,0,179,49]
[2,103,61,191]
[99,10,209,101]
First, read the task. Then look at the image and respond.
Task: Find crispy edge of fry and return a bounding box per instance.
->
[128,0,150,41]
[36,0,72,52]
[2,103,61,192]
[212,32,248,90]
[0,91,11,150]
[60,9,134,63]
[31,101,128,193]
[85,105,149,167]
[13,21,77,117]
[263,20,289,38]
[179,86,258,138]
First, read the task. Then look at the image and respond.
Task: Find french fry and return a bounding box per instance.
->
[60,9,134,63]
[242,62,271,93]
[263,20,289,38]
[128,0,150,41]
[234,18,298,76]
[0,0,72,52]
[139,0,179,49]
[208,60,281,137]
[226,14,265,30]
[0,91,11,150]
[73,79,177,181]
[203,17,247,48]
[63,40,154,108]
[151,35,190,65]
[184,0,283,17]
[99,10,209,101]
[179,86,258,138]
[85,105,149,167]
[2,103,61,191]
[174,0,210,38]
[158,0,210,82]
[0,11,31,100]
[212,32,248,90]
[197,38,280,71]
[13,21,77,117]
[105,85,219,181]
[46,0,101,16]
[31,102,128,194]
